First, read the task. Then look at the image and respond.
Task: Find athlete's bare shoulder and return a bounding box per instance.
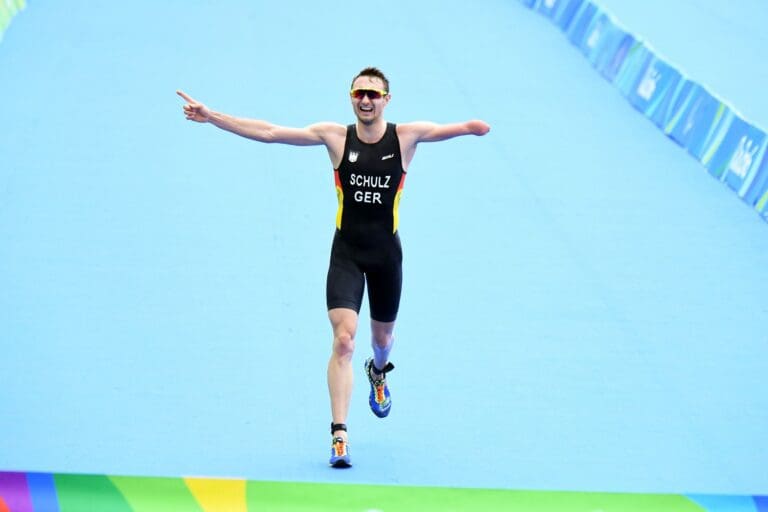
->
[308,122,347,139]
[308,122,347,168]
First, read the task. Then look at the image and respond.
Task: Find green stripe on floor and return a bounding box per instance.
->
[54,474,133,512]
[246,481,704,512]
[109,475,203,512]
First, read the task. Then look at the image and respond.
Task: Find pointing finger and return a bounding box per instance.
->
[176,90,195,104]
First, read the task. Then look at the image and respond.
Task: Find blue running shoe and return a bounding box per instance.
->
[365,357,394,418]
[329,436,351,468]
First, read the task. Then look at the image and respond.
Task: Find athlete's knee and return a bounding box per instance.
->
[333,330,355,359]
[329,308,359,360]
[371,331,393,349]
[371,320,395,349]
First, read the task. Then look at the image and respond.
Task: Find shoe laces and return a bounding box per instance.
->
[332,436,347,457]
[374,381,387,403]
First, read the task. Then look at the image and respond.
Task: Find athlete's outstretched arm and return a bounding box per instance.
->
[177,90,343,146]
[397,120,490,170]
[399,120,490,144]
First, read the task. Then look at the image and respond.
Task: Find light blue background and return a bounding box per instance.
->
[1,0,767,496]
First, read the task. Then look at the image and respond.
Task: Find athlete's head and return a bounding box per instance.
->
[351,67,389,93]
[350,67,390,125]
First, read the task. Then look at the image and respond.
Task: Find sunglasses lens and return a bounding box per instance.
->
[352,89,383,100]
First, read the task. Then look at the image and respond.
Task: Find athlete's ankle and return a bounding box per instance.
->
[369,365,385,380]
[331,422,348,440]
[368,359,393,380]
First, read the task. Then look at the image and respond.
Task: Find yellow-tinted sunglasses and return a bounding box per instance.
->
[350,88,388,100]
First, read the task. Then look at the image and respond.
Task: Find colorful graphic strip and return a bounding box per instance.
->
[0,0,25,42]
[1,471,767,512]
[519,0,768,223]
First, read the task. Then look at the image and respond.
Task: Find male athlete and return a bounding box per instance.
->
[177,67,490,467]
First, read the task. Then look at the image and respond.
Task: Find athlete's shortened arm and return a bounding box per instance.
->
[400,120,491,144]
[177,90,341,146]
[396,120,490,170]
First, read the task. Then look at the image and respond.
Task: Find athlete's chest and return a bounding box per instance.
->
[337,138,403,207]
[341,142,401,174]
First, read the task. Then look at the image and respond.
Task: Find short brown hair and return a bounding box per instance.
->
[351,67,389,92]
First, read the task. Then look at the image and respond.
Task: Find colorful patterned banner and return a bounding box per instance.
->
[2,471,768,512]
[519,0,768,222]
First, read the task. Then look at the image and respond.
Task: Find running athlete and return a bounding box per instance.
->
[177,67,490,468]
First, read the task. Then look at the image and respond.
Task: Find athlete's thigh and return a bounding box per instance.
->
[365,239,403,323]
[326,235,365,313]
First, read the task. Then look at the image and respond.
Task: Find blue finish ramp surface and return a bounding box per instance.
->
[1,0,766,498]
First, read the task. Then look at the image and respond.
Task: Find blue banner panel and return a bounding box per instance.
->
[664,82,706,145]
[625,56,683,120]
[613,42,653,98]
[650,78,696,132]
[756,188,768,221]
[582,13,628,75]
[664,85,730,159]
[596,31,636,83]
[536,0,584,30]
[553,0,584,31]
[743,150,768,208]
[565,1,599,48]
[582,12,616,64]
[701,117,767,190]
[535,0,559,19]
[735,136,768,199]
[686,99,731,161]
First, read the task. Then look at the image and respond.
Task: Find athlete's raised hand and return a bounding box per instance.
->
[177,90,211,123]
